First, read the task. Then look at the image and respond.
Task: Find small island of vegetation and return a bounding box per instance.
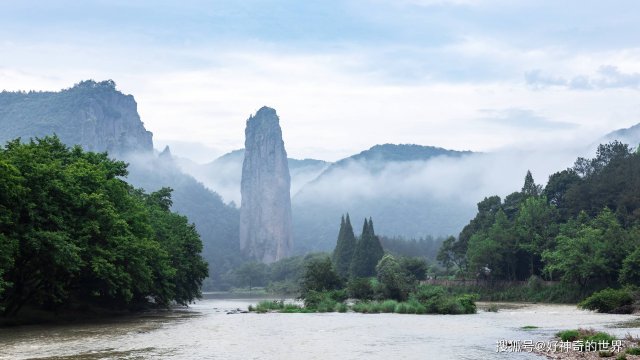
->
[248,217,477,315]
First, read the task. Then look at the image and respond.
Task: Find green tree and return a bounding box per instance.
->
[514,196,558,278]
[466,210,514,280]
[400,257,428,281]
[376,254,411,301]
[332,214,356,278]
[0,136,208,316]
[437,236,463,273]
[300,256,342,298]
[541,210,621,289]
[620,247,640,287]
[350,218,385,278]
[522,170,542,197]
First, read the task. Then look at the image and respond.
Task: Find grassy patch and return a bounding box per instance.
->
[626,347,640,355]
[556,328,616,351]
[249,300,307,313]
[521,325,538,330]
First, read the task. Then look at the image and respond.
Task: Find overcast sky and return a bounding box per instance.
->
[1,0,639,162]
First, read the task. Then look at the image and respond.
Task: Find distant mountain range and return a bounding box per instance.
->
[179,143,476,253]
[3,79,639,262]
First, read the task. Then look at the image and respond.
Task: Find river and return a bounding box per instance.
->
[1,294,639,360]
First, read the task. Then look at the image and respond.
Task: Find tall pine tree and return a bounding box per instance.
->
[332,214,357,278]
[350,218,385,278]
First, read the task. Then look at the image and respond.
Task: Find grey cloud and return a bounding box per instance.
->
[526,66,640,90]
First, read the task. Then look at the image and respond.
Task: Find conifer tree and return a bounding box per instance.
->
[332,214,357,278]
[522,170,542,197]
[350,218,385,278]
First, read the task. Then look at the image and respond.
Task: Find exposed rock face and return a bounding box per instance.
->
[0,80,153,155]
[240,107,293,263]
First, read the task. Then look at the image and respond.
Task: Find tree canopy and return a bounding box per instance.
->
[438,142,640,295]
[0,136,208,316]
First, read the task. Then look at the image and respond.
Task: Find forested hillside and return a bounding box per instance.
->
[439,141,640,294]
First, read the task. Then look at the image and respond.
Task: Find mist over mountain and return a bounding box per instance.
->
[176,148,329,204]
[292,144,476,253]
[605,123,640,147]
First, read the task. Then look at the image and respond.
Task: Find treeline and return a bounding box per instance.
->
[379,235,445,262]
[0,137,208,318]
[438,141,640,294]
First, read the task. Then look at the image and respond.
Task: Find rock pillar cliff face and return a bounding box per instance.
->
[240,107,293,263]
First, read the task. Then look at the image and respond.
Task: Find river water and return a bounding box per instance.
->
[1,294,639,360]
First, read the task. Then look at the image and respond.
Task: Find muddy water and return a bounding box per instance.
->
[1,295,639,360]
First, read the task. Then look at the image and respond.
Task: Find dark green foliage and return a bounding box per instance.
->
[399,257,428,281]
[620,248,640,287]
[522,170,542,197]
[579,288,634,313]
[332,214,356,278]
[0,137,207,316]
[251,300,307,313]
[543,208,631,288]
[302,289,346,310]
[300,256,342,298]
[125,153,240,292]
[437,236,466,273]
[557,330,581,342]
[350,218,384,278]
[556,329,616,351]
[347,277,374,300]
[442,143,640,302]
[626,347,640,355]
[409,285,476,314]
[376,254,412,301]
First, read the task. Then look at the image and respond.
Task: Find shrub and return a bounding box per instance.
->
[620,249,640,287]
[406,299,426,314]
[557,330,580,342]
[583,332,615,351]
[336,303,348,313]
[347,277,374,300]
[626,347,640,355]
[394,302,410,314]
[557,329,617,352]
[380,300,398,313]
[315,298,337,313]
[579,288,634,313]
[457,294,477,314]
[303,289,347,309]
